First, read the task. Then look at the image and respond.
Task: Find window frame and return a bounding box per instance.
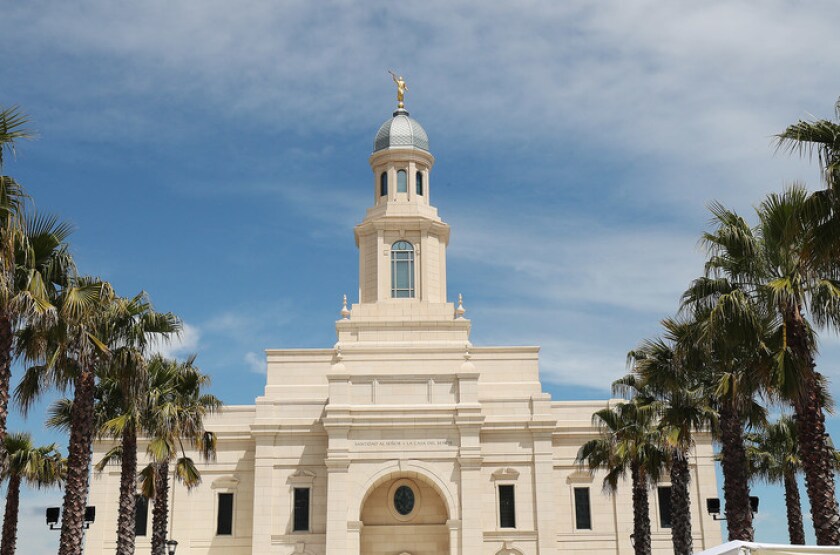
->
[292,487,311,532]
[657,486,672,529]
[497,483,517,529]
[134,494,149,537]
[386,478,423,522]
[397,169,407,193]
[216,492,235,536]
[390,240,415,298]
[573,487,592,530]
[380,171,388,197]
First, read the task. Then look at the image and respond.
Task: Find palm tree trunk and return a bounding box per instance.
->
[793,371,840,545]
[0,475,21,555]
[718,401,753,541]
[58,368,96,555]
[0,314,13,464]
[670,452,693,555]
[151,461,169,555]
[631,462,651,555]
[787,310,840,545]
[784,470,805,545]
[115,425,137,555]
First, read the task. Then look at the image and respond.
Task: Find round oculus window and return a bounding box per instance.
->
[394,485,415,516]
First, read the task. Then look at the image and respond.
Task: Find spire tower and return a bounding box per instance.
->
[336,90,469,346]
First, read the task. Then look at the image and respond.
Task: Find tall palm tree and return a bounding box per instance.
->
[683,269,772,541]
[0,106,69,466]
[745,416,805,545]
[699,188,840,544]
[47,296,181,555]
[577,400,666,555]
[15,277,115,555]
[776,98,840,261]
[0,432,65,555]
[625,318,718,555]
[137,355,220,555]
[100,295,180,555]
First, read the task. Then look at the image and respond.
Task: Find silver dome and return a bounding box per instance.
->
[373,108,429,152]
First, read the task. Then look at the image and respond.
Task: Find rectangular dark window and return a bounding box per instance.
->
[134,495,148,536]
[574,487,592,530]
[658,486,672,528]
[293,487,310,532]
[217,492,234,535]
[499,484,516,528]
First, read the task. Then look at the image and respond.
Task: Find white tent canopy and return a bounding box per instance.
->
[697,541,840,555]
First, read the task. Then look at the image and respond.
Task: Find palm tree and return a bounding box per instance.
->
[625,318,717,555]
[0,432,65,555]
[137,355,220,555]
[577,399,666,555]
[776,98,840,261]
[0,106,67,465]
[682,279,769,541]
[47,296,180,555]
[100,295,180,555]
[699,188,840,544]
[15,277,115,555]
[745,416,805,545]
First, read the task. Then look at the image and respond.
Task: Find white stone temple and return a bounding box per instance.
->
[85,97,723,555]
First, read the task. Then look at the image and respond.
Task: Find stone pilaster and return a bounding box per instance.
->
[531,394,557,555]
[447,518,462,555]
[347,520,363,555]
[251,437,275,553]
[325,460,351,555]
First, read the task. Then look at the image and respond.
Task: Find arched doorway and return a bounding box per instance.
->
[360,475,450,555]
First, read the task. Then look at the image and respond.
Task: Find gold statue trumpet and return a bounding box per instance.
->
[389,70,407,109]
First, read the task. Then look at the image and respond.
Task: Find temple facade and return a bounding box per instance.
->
[85,98,722,555]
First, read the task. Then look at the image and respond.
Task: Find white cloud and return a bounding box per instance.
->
[149,322,201,359]
[244,351,266,375]
[452,212,703,314]
[4,1,835,212]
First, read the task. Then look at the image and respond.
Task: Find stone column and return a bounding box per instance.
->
[419,230,428,301]
[407,161,416,201]
[376,230,387,302]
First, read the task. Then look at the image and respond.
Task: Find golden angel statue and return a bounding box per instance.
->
[389,70,408,108]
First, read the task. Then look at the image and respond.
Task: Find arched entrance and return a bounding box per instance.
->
[360,475,450,555]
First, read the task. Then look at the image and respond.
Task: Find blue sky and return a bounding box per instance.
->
[3,1,840,552]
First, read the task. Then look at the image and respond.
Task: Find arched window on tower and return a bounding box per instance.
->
[391,241,415,298]
[397,170,407,193]
[416,172,424,195]
[380,172,388,196]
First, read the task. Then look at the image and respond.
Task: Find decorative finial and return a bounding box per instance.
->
[455,293,466,319]
[340,294,351,320]
[389,70,408,109]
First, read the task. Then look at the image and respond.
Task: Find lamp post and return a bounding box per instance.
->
[705,497,759,520]
[45,506,96,530]
[165,539,178,555]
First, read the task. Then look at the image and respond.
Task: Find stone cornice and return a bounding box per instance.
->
[369,147,435,168]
